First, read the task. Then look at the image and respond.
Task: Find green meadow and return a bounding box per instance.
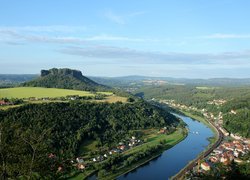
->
[0,87,112,99]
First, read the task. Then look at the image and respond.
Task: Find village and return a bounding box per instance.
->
[160,99,246,140]
[47,135,143,172]
[48,135,143,172]
[49,125,172,174]
[196,139,250,173]
[160,99,250,177]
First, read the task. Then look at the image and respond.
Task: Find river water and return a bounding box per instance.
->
[118,114,214,180]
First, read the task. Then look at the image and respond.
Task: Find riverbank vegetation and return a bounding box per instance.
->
[71,127,187,180]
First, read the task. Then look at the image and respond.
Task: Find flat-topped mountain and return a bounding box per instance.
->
[22,68,106,91]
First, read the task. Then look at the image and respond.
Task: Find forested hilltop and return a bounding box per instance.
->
[22,68,107,91]
[134,85,250,138]
[0,100,178,179]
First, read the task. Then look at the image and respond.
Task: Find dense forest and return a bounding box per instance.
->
[222,96,250,137]
[0,101,178,179]
[22,68,107,91]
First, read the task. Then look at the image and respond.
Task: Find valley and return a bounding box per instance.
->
[0,70,249,179]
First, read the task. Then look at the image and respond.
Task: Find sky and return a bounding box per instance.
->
[0,0,250,78]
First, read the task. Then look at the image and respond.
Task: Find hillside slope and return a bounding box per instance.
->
[0,101,178,178]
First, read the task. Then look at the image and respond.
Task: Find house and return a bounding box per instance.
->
[57,166,63,172]
[236,146,245,154]
[209,156,219,163]
[119,142,124,145]
[220,155,230,165]
[48,153,56,159]
[234,158,243,164]
[93,158,96,162]
[243,139,250,144]
[96,155,104,161]
[201,162,211,171]
[77,163,86,170]
[230,110,237,114]
[76,157,84,163]
[159,129,166,134]
[213,149,223,155]
[118,145,126,151]
[0,100,10,106]
[231,133,242,140]
[219,127,229,136]
[233,151,239,158]
[226,151,234,161]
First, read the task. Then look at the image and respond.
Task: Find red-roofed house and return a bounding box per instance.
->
[201,162,211,171]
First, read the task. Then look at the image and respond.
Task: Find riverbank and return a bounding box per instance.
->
[179,110,219,140]
[171,111,221,180]
[71,127,188,180]
[114,128,188,180]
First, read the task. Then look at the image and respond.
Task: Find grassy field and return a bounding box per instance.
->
[0,87,128,110]
[92,95,127,103]
[124,128,185,156]
[0,87,102,98]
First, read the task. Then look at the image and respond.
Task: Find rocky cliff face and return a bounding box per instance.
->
[41,68,83,78]
[22,68,107,91]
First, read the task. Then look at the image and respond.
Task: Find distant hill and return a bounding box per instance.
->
[2,73,250,88]
[90,76,250,87]
[22,68,107,91]
[0,74,37,87]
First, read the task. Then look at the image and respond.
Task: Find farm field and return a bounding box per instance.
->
[0,87,112,99]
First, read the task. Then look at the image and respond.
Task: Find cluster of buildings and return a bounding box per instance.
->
[91,136,142,162]
[199,140,250,173]
[0,100,12,106]
[162,99,243,139]
[142,80,167,85]
[207,99,227,106]
[160,99,198,111]
[159,98,250,177]
[57,136,143,172]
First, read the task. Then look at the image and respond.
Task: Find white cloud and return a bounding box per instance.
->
[201,33,250,39]
[104,11,125,25]
[104,10,146,25]
[85,34,160,42]
[0,25,86,33]
[0,29,163,44]
[59,45,250,65]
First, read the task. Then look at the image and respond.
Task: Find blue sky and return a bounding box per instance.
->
[1,0,250,78]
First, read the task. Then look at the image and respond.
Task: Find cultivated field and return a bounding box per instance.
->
[0,87,112,98]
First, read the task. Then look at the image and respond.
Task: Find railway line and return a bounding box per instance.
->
[172,118,224,179]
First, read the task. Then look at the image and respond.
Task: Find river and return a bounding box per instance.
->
[118,114,214,180]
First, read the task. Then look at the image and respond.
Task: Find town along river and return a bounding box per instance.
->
[118,114,214,180]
